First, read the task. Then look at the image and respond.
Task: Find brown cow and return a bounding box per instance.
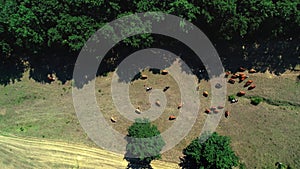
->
[228,78,235,84]
[213,109,220,114]
[237,91,246,96]
[225,71,231,78]
[239,67,246,72]
[217,106,224,109]
[231,74,239,79]
[248,84,256,90]
[239,76,247,82]
[203,91,209,97]
[225,111,230,118]
[205,108,211,114]
[169,115,176,120]
[244,80,253,87]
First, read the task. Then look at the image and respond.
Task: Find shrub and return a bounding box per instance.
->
[228,95,236,101]
[251,96,263,105]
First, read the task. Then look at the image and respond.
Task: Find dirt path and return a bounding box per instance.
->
[0,135,179,169]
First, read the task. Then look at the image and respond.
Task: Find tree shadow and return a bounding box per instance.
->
[215,36,300,74]
[125,158,153,169]
[28,48,76,84]
[0,55,26,86]
[179,156,198,169]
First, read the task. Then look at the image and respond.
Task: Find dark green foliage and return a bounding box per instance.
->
[125,118,165,165]
[228,95,236,101]
[251,96,263,105]
[182,132,239,169]
[1,0,298,56]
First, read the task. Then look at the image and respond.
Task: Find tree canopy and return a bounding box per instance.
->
[181,132,239,169]
[125,118,165,166]
[1,0,299,57]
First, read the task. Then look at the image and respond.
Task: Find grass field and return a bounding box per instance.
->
[0,68,299,168]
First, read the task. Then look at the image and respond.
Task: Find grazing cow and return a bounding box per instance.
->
[155,100,161,106]
[203,91,209,97]
[230,99,238,103]
[213,109,220,114]
[237,91,246,96]
[135,107,141,114]
[141,74,148,79]
[239,67,246,72]
[163,86,170,92]
[225,71,231,78]
[231,74,239,79]
[47,74,55,81]
[162,70,168,75]
[249,68,256,73]
[145,87,152,92]
[239,73,245,77]
[244,80,253,87]
[169,115,176,120]
[110,117,117,123]
[178,102,183,109]
[225,111,230,118]
[239,75,248,82]
[228,78,235,84]
[217,106,224,109]
[205,108,211,114]
[248,84,256,90]
[210,107,217,111]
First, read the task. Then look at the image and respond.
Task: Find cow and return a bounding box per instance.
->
[205,108,211,114]
[47,74,56,81]
[178,102,183,109]
[203,91,209,97]
[169,115,176,120]
[249,68,256,73]
[237,91,246,96]
[225,71,231,78]
[155,100,161,106]
[225,111,230,118]
[244,80,253,87]
[248,84,256,90]
[231,74,239,79]
[110,117,117,123]
[239,67,246,72]
[213,109,220,114]
[145,86,152,92]
[210,107,217,111]
[141,74,148,79]
[228,78,235,84]
[135,107,141,114]
[163,86,170,92]
[239,76,246,82]
[217,105,224,109]
[162,70,168,75]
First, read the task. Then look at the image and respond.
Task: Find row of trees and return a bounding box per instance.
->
[1,0,299,57]
[126,118,240,169]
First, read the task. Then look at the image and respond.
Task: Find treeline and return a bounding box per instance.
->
[0,0,299,56]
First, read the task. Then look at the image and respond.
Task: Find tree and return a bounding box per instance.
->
[125,118,165,167]
[181,132,239,169]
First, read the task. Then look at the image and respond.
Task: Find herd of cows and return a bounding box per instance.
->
[110,67,258,123]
